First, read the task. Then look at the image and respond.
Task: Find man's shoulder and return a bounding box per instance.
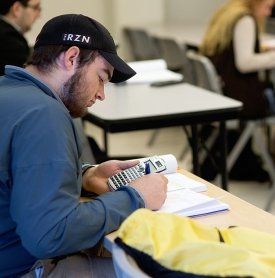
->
[0,18,16,33]
[0,18,25,40]
[0,71,58,108]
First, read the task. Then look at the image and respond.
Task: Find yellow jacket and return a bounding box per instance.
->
[116,209,275,277]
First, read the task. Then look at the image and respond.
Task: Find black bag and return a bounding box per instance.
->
[200,128,270,182]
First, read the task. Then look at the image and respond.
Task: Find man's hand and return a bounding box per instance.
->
[82,159,140,194]
[129,174,168,210]
[82,159,168,210]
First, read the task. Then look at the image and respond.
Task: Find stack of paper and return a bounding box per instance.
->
[261,39,275,48]
[160,172,229,217]
[127,59,183,84]
[166,172,207,193]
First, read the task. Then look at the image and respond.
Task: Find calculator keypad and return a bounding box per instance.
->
[107,164,145,191]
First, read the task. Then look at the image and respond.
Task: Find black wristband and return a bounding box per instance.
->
[81,164,97,197]
[81,163,95,176]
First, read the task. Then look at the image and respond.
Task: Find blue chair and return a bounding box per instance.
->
[112,244,150,278]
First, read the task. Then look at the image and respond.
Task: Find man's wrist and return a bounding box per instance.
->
[82,163,96,176]
[81,163,96,197]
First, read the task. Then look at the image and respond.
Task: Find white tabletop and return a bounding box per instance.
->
[141,23,275,48]
[144,23,206,47]
[88,83,242,121]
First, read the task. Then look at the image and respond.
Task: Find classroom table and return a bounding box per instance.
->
[84,82,242,190]
[104,169,275,252]
[145,23,206,49]
[143,23,275,49]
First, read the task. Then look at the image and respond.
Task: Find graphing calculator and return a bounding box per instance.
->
[107,156,167,191]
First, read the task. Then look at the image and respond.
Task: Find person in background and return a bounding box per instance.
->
[199,0,275,182]
[200,0,275,118]
[0,14,167,277]
[0,0,41,75]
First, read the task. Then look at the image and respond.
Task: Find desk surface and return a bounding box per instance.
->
[87,83,242,132]
[105,169,275,250]
[187,170,275,233]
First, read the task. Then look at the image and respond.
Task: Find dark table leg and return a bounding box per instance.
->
[191,122,228,191]
[103,130,108,155]
[191,124,200,175]
[220,121,228,191]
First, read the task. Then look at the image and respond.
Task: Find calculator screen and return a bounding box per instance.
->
[147,160,157,171]
[155,160,163,167]
[146,159,163,172]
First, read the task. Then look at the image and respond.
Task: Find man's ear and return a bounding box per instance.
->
[63,46,80,71]
[10,1,24,18]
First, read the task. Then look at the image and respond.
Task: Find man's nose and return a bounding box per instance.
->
[97,86,105,101]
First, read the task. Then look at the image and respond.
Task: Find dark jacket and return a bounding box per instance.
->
[0,18,30,75]
[208,15,271,119]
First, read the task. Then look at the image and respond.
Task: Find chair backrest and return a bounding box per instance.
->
[123,27,161,61]
[153,37,196,84]
[265,18,275,34]
[153,37,186,71]
[186,50,222,94]
[112,244,150,278]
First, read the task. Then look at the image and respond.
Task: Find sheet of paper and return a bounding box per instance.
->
[127,59,167,72]
[165,172,207,192]
[262,39,275,48]
[126,59,183,84]
[158,189,229,217]
[159,189,214,213]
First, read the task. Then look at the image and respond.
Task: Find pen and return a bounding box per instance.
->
[145,162,151,174]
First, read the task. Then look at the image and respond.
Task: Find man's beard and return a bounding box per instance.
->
[58,69,88,118]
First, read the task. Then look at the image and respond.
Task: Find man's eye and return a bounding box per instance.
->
[99,76,108,84]
[102,78,109,84]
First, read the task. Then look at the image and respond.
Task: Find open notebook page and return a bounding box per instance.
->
[165,172,207,193]
[158,189,229,217]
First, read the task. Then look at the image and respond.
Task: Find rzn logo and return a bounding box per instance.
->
[62,34,91,44]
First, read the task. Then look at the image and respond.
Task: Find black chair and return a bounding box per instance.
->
[153,37,194,84]
[265,18,275,34]
[123,27,161,61]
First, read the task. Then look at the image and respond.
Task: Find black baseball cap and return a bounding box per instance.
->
[34,14,136,83]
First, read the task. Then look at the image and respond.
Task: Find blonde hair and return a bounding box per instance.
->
[200,0,267,56]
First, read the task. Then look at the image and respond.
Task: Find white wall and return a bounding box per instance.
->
[111,0,165,60]
[165,0,225,24]
[25,0,226,59]
[25,0,108,45]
